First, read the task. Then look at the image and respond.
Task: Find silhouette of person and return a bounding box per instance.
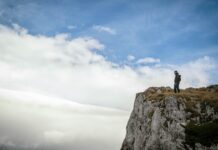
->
[174,71,181,93]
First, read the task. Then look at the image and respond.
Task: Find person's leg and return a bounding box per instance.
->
[178,83,180,93]
[174,84,177,93]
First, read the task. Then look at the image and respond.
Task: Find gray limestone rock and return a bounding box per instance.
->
[121,86,218,150]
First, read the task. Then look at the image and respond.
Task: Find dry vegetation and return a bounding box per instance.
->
[141,85,218,112]
[140,85,218,148]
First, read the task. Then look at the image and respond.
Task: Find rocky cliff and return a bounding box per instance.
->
[121,85,218,150]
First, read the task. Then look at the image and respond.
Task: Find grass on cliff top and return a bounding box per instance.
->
[142,87,218,112]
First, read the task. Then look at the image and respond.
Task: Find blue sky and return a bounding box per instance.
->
[1,0,218,65]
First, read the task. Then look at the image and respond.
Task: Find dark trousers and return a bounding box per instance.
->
[174,83,180,93]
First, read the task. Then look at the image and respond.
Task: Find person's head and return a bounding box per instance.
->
[174,70,178,75]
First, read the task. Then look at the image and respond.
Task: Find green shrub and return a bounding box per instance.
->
[185,122,218,149]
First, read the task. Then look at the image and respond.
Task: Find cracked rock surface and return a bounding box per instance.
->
[121,86,218,150]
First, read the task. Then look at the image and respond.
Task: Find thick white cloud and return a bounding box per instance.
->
[136,56,215,89]
[0,23,216,150]
[93,25,116,35]
[0,88,128,150]
[179,56,215,87]
[0,24,216,111]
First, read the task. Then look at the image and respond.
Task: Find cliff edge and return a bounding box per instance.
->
[121,85,218,150]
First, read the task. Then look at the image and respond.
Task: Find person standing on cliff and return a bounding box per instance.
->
[174,70,181,93]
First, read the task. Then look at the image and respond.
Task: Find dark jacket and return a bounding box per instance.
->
[174,73,181,84]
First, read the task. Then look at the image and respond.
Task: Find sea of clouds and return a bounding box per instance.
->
[0,24,216,149]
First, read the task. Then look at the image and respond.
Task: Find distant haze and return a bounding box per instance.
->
[0,89,128,150]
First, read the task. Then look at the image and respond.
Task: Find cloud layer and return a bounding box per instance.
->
[0,24,216,111]
[0,23,217,150]
[0,88,128,150]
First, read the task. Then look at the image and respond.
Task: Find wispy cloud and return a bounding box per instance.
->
[136,57,160,64]
[67,25,77,30]
[93,25,116,35]
[127,55,135,61]
[0,10,4,17]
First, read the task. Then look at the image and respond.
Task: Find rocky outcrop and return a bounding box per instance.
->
[121,86,218,150]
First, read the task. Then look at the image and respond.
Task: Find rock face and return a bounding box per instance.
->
[121,86,218,150]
